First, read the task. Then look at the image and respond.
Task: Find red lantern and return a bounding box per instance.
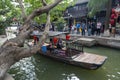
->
[111,14,116,19]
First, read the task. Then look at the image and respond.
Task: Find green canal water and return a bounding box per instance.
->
[9,46,120,80]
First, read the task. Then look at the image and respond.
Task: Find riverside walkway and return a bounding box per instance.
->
[0,34,16,46]
[1,32,120,49]
[0,34,15,80]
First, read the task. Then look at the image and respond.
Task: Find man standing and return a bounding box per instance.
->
[87,21,92,36]
[96,21,102,36]
[81,22,86,36]
[76,22,81,34]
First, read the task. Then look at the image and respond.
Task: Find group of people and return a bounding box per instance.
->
[47,36,63,53]
[64,21,104,36]
[109,4,120,36]
[63,4,120,37]
[47,34,71,53]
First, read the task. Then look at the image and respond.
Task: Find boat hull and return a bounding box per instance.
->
[37,51,107,70]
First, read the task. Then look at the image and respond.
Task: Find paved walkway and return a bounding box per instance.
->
[0,31,120,48]
[0,36,15,79]
[0,34,16,46]
[70,33,120,40]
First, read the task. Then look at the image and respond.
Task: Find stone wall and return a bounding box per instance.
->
[70,35,120,49]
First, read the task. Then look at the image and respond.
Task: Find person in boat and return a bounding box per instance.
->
[32,27,39,45]
[66,33,70,41]
[47,38,54,53]
[53,36,58,46]
[56,36,63,49]
[41,41,47,53]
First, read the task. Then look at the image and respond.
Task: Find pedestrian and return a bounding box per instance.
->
[71,24,75,34]
[91,22,96,36]
[109,23,112,35]
[76,22,81,34]
[81,22,86,36]
[96,21,102,36]
[63,24,68,32]
[87,21,92,36]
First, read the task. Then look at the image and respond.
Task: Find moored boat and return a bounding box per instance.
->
[31,31,107,70]
[39,41,107,70]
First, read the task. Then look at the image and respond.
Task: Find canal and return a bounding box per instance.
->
[9,46,120,80]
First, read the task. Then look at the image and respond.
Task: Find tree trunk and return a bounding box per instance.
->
[104,0,112,30]
[0,0,63,79]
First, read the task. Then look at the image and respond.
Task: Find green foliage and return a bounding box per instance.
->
[87,0,108,17]
[0,0,20,34]
[24,0,70,24]
[0,0,73,34]
[55,17,66,31]
[24,0,42,15]
[34,13,47,24]
[0,9,10,15]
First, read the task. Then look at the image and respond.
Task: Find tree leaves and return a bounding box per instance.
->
[24,0,70,24]
[87,0,108,17]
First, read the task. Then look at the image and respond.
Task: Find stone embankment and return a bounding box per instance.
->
[70,34,120,49]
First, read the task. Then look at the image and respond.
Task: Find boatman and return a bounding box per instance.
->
[66,33,70,40]
[32,27,39,45]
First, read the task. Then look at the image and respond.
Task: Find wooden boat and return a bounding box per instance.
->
[31,31,107,70]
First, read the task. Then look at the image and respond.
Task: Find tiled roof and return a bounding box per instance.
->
[75,0,89,4]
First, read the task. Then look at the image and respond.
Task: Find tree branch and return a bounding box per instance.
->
[42,0,47,6]
[17,0,27,21]
[17,12,51,58]
[15,0,62,46]
[24,0,62,24]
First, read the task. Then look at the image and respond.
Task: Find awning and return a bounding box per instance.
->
[31,31,68,37]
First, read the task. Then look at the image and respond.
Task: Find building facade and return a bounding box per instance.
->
[64,0,89,26]
[64,0,119,27]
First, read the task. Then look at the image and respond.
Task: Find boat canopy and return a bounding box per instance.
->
[31,31,68,37]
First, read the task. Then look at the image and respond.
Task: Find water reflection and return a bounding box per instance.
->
[28,54,108,80]
[117,72,120,75]
[64,74,80,80]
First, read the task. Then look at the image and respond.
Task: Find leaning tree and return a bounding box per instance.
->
[0,0,65,80]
